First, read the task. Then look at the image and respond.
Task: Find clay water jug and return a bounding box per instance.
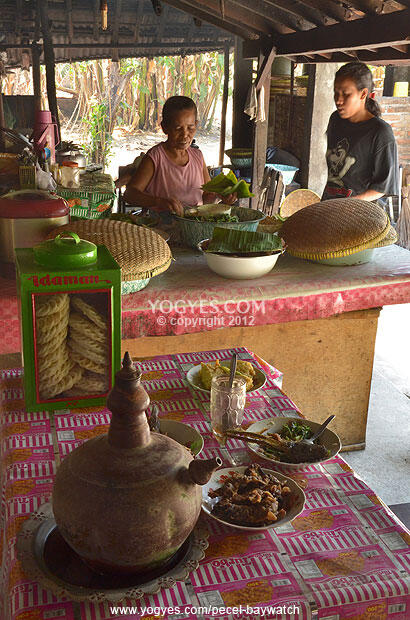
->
[52,352,221,575]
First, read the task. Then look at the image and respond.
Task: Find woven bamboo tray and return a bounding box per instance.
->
[48,219,172,291]
[280,198,396,261]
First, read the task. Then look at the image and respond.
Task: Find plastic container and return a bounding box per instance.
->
[265,163,299,187]
[60,161,80,188]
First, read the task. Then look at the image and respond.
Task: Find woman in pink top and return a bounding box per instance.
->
[123,96,236,216]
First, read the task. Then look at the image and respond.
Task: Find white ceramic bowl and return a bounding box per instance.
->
[246,416,341,470]
[158,419,204,456]
[202,466,306,531]
[198,239,281,280]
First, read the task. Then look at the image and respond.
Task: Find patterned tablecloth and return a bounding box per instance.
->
[1,347,409,620]
[2,245,410,354]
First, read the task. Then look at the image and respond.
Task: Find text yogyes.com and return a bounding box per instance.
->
[148,299,266,316]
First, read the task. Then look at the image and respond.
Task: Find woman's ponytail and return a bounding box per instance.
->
[365,95,382,117]
[335,62,382,117]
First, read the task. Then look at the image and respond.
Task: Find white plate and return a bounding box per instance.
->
[202,466,306,531]
[186,363,267,394]
[246,416,341,470]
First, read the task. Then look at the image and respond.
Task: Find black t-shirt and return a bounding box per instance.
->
[323,111,399,201]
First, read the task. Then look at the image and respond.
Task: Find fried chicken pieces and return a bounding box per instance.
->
[209,464,291,527]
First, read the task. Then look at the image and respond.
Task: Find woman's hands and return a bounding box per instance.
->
[159,197,184,216]
[218,192,237,205]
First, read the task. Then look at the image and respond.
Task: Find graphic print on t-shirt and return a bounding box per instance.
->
[326,138,356,187]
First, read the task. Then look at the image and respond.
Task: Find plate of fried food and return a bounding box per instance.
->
[202,463,305,531]
[186,359,266,394]
[246,417,341,470]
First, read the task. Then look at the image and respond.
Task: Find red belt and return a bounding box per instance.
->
[324,185,353,198]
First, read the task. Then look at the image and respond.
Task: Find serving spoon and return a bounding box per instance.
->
[299,415,335,446]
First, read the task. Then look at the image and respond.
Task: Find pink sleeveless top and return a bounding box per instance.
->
[145,143,205,207]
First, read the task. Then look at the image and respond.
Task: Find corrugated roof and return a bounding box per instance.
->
[1,0,409,66]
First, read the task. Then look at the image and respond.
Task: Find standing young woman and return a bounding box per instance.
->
[322,62,399,203]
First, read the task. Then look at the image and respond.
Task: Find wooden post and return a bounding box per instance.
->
[250,47,275,209]
[39,0,60,136]
[32,1,42,113]
[232,36,253,149]
[31,43,42,113]
[218,44,230,167]
[0,88,5,151]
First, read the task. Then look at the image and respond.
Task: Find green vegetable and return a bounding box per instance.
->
[207,227,284,255]
[192,214,239,223]
[202,171,254,198]
[280,421,313,442]
[190,438,203,455]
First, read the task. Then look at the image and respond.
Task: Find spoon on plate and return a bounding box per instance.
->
[298,415,335,447]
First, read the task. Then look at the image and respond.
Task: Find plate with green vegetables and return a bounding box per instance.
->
[246,416,341,469]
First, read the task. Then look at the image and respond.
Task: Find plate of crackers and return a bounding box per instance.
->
[186,359,266,394]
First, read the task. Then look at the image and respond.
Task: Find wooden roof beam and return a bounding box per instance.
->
[263,0,332,27]
[162,0,266,38]
[390,43,409,52]
[164,0,274,36]
[344,0,384,13]
[229,0,315,31]
[292,46,410,62]
[294,0,356,22]
[275,8,410,55]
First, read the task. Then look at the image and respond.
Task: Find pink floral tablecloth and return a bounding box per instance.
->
[1,347,409,620]
[2,246,410,353]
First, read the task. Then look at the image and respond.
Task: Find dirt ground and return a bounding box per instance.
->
[104,126,232,180]
[62,98,234,180]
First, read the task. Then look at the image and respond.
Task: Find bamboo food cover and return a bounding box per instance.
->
[48,219,172,282]
[280,198,397,260]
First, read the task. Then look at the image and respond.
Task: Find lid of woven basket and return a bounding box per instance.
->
[280,198,394,260]
[279,189,321,217]
[47,219,172,281]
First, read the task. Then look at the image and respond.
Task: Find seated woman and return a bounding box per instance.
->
[122,96,235,217]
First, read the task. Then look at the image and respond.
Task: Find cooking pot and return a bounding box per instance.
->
[56,149,87,173]
[0,189,69,277]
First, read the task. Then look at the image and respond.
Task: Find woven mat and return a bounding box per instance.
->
[48,219,172,281]
[281,198,393,260]
[280,189,321,217]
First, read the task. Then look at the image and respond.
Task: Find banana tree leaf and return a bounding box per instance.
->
[202,173,233,193]
[207,227,284,254]
[202,172,253,198]
[220,179,254,198]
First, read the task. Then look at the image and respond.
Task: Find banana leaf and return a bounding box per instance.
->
[202,171,254,198]
[207,227,284,254]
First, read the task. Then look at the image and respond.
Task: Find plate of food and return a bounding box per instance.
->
[186,359,266,394]
[246,417,341,469]
[202,463,305,531]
